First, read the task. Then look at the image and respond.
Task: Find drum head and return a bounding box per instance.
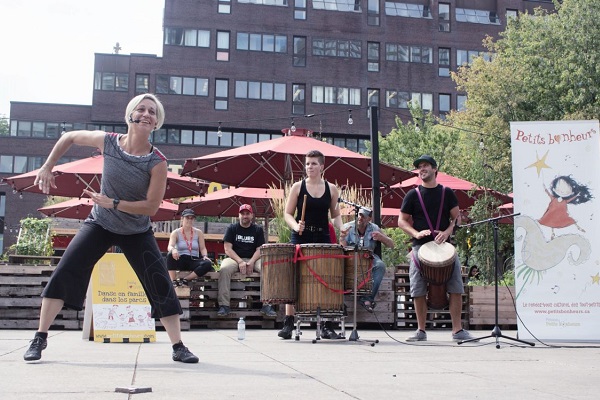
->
[418,242,456,264]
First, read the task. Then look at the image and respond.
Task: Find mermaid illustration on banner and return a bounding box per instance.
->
[515,175,592,297]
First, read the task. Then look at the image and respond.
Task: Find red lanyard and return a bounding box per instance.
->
[181,228,194,253]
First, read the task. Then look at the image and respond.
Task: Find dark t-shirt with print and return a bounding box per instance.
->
[223,222,265,258]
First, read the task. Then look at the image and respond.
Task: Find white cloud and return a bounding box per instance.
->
[0,0,163,117]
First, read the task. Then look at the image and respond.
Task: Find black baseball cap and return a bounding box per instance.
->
[413,155,437,169]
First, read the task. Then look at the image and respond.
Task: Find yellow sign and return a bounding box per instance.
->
[90,253,156,343]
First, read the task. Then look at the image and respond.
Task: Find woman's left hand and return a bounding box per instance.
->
[83,189,113,209]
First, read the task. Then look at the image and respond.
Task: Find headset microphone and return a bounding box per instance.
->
[128,114,141,124]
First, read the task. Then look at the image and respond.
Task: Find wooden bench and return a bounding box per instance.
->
[8,255,62,265]
[0,264,83,330]
[170,271,276,331]
[0,262,398,332]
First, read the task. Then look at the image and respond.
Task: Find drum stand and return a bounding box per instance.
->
[295,308,346,343]
[457,213,534,349]
[339,198,378,347]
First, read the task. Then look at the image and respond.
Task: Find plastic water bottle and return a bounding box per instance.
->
[237,317,246,340]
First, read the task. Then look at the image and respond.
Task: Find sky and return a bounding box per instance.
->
[0,0,164,118]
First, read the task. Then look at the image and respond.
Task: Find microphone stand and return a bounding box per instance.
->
[457,212,534,348]
[338,197,377,346]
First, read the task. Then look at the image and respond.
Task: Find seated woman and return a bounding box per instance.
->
[167,209,214,286]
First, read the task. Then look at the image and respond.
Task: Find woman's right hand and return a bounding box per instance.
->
[34,166,56,194]
[171,248,179,260]
[297,220,305,235]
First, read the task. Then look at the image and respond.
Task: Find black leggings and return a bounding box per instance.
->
[166,253,214,277]
[42,221,182,318]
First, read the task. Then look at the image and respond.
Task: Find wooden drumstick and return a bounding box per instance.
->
[299,194,307,236]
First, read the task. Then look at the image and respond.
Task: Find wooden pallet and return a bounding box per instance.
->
[0,263,84,330]
[343,268,396,328]
[468,285,517,329]
[176,271,276,329]
[395,264,469,330]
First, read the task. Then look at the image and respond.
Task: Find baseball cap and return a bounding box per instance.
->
[359,207,372,217]
[239,204,253,213]
[413,155,437,169]
[181,209,195,217]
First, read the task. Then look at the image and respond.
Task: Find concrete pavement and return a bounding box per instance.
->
[1,328,598,399]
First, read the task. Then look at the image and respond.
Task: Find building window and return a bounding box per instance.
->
[136,74,149,94]
[411,93,433,110]
[165,28,211,48]
[292,84,306,115]
[94,72,128,92]
[294,0,307,20]
[235,80,286,101]
[216,31,230,61]
[439,94,451,113]
[238,0,288,6]
[457,95,467,111]
[312,86,361,105]
[438,48,450,77]
[312,0,361,12]
[367,42,380,72]
[439,3,450,32]
[457,49,490,66]
[237,32,287,53]
[386,44,432,63]
[385,2,431,18]
[293,36,306,67]
[218,0,231,13]
[506,9,518,20]
[368,0,380,26]
[312,39,361,58]
[456,8,500,25]
[215,79,229,110]
[386,90,409,108]
[155,75,209,96]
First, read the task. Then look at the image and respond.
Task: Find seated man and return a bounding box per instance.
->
[217,204,276,317]
[339,207,394,312]
[167,209,214,286]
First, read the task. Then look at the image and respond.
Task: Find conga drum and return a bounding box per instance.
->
[417,241,456,309]
[296,244,345,314]
[343,247,374,294]
[260,243,297,304]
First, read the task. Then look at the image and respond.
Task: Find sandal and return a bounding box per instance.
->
[360,299,374,313]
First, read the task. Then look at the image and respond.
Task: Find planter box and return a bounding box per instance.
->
[468,286,517,328]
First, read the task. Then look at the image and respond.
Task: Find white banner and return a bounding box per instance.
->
[511,120,600,341]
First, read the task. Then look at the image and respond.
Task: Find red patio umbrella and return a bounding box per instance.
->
[2,155,208,199]
[380,171,512,210]
[178,187,284,218]
[180,129,414,189]
[38,197,179,221]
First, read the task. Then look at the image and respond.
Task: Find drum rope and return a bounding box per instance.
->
[292,245,376,293]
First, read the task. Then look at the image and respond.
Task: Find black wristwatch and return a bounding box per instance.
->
[113,198,120,210]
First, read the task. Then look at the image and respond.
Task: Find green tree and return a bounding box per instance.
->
[377,104,460,172]
[444,0,600,280]
[0,115,9,136]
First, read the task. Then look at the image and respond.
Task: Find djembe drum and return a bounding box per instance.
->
[417,241,457,309]
[260,243,297,304]
[296,244,345,314]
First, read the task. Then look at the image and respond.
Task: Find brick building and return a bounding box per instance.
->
[0,0,555,253]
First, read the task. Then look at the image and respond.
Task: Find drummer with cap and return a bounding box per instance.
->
[339,206,394,312]
[397,155,477,342]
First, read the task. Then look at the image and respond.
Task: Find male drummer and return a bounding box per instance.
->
[340,207,394,312]
[397,155,477,342]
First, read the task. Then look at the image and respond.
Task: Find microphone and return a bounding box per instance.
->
[128,114,141,124]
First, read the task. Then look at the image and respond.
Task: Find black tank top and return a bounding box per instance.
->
[295,179,331,230]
